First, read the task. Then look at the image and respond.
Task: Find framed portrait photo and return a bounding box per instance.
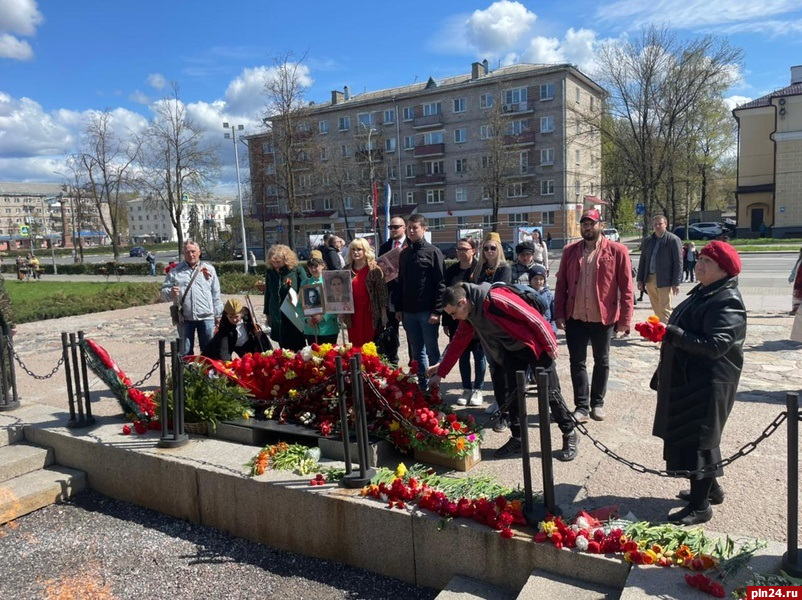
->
[300,283,324,316]
[322,270,353,314]
[376,247,399,282]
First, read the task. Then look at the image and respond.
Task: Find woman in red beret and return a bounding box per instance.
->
[650,241,746,525]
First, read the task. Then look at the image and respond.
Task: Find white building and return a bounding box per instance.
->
[126,197,234,243]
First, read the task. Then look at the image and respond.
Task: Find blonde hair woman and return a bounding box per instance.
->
[264,244,306,351]
[343,238,388,347]
[473,232,512,285]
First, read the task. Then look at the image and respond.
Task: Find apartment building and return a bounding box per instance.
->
[733,65,802,238]
[247,62,604,249]
[126,196,233,244]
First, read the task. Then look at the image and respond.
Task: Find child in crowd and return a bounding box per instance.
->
[528,265,556,333]
[299,257,340,345]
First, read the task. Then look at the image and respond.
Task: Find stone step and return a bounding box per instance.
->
[0,465,87,525]
[435,574,516,600]
[0,424,24,448]
[0,442,53,483]
[517,569,621,600]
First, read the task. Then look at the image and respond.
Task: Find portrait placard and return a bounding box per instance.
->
[322,270,353,314]
[376,247,399,282]
[301,283,324,316]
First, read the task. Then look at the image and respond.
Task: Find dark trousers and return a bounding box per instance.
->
[565,319,614,412]
[385,310,403,365]
[503,349,573,438]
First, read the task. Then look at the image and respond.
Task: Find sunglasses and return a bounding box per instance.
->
[483,246,497,251]
[389,224,404,230]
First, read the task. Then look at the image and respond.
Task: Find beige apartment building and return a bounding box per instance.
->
[247,62,604,249]
[733,65,802,238]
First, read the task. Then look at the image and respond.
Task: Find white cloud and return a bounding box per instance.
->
[0,32,32,60]
[129,90,150,105]
[465,0,537,56]
[724,95,753,110]
[147,73,166,89]
[0,0,42,61]
[519,28,599,73]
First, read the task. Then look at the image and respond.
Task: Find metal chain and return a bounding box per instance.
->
[559,397,789,478]
[10,344,64,380]
[130,359,161,388]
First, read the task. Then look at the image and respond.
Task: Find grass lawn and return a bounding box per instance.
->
[5,280,162,324]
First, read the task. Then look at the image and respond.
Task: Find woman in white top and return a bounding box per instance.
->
[531,230,549,273]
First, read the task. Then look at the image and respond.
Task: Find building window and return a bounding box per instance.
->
[321,173,331,185]
[575,180,581,195]
[575,87,581,103]
[542,211,555,225]
[405,164,415,178]
[540,83,555,101]
[385,137,397,152]
[508,212,528,226]
[358,113,373,128]
[457,216,467,226]
[403,135,415,150]
[504,86,527,109]
[403,106,415,121]
[302,198,313,212]
[429,218,445,230]
[323,198,333,210]
[454,128,467,143]
[426,189,445,204]
[540,116,555,133]
[575,149,581,165]
[507,183,526,198]
[267,185,278,196]
[338,116,350,131]
[422,102,441,116]
[341,144,350,158]
[262,142,274,153]
[454,158,468,173]
[518,150,529,173]
[425,160,445,175]
[423,131,444,145]
[318,120,329,134]
[480,93,494,109]
[319,148,327,161]
[345,197,353,210]
[481,155,490,169]
[388,165,397,179]
[541,148,554,165]
[540,180,555,195]
[453,97,466,113]
[391,189,401,206]
[405,191,415,205]
[383,109,395,124]
[456,187,467,202]
[590,96,594,111]
[507,119,528,135]
[480,125,494,140]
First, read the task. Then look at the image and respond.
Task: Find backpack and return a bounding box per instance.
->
[487,282,548,317]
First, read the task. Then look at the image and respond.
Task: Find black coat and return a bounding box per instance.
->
[202,309,271,361]
[652,277,746,450]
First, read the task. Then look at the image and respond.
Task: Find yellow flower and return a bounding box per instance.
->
[539,520,557,535]
[315,343,334,357]
[361,342,378,357]
[395,463,408,478]
[388,420,400,432]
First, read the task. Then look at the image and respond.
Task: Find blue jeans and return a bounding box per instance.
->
[458,340,486,390]
[402,312,440,389]
[179,319,215,356]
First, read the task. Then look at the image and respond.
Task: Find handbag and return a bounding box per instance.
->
[171,265,202,326]
[374,323,399,357]
[170,304,181,326]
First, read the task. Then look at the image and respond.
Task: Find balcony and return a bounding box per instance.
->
[503,131,536,146]
[413,113,443,129]
[415,173,446,186]
[413,143,445,157]
[502,101,533,114]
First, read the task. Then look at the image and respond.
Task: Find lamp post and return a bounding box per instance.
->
[224,122,249,275]
[360,123,378,243]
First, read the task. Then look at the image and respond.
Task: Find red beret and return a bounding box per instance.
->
[699,241,741,277]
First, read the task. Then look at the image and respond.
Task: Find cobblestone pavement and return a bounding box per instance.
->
[8,282,802,545]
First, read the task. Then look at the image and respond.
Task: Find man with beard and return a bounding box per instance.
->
[554,209,633,423]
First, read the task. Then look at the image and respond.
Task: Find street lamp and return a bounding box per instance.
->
[224,122,249,275]
[359,123,378,242]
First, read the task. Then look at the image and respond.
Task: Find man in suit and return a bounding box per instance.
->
[378,216,407,364]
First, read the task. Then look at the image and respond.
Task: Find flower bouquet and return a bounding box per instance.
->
[634,315,666,342]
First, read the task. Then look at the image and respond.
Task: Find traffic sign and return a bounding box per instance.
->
[19,225,29,236]
[636,203,645,216]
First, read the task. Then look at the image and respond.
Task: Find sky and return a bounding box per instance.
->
[1,0,801,195]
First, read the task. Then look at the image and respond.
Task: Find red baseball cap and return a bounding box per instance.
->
[580,208,602,223]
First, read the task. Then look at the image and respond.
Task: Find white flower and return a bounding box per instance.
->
[575,536,589,552]
[575,516,590,530]
[300,347,313,362]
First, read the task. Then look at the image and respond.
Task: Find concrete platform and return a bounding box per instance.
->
[0,442,53,482]
[0,465,86,524]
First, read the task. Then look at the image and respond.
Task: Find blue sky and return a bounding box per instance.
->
[1,0,801,194]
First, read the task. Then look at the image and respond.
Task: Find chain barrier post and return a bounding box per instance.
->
[159,339,188,448]
[77,331,93,423]
[342,354,375,488]
[61,332,76,422]
[535,367,560,520]
[67,332,94,428]
[335,355,352,475]
[0,324,19,410]
[516,370,537,523]
[782,392,801,577]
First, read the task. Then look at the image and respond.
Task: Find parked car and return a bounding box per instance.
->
[129,246,147,257]
[502,242,514,261]
[234,247,266,261]
[296,247,310,261]
[603,228,620,242]
[433,242,459,260]
[673,223,724,240]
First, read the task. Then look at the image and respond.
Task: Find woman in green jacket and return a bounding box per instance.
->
[264,244,306,351]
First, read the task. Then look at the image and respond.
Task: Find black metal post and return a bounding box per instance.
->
[77,331,93,422]
[782,391,801,577]
[62,332,76,423]
[6,325,19,408]
[335,355,352,475]
[516,370,537,523]
[159,339,188,448]
[0,325,19,410]
[534,367,560,520]
[342,354,375,488]
[67,332,93,427]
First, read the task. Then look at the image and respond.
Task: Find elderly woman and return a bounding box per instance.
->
[343,238,387,347]
[263,244,306,351]
[651,241,746,526]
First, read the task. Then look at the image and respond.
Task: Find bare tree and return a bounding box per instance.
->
[74,110,141,260]
[137,82,219,254]
[318,138,358,239]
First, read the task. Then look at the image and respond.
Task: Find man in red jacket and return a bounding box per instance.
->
[554,209,633,423]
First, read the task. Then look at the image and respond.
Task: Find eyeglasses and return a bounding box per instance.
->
[456,247,472,252]
[389,224,404,230]
[483,246,497,251]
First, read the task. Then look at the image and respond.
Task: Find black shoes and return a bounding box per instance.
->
[667,504,713,526]
[556,431,579,462]
[678,487,725,505]
[494,436,522,458]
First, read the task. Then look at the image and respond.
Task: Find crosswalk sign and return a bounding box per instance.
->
[19,225,29,236]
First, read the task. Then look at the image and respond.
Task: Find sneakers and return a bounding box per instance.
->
[678,487,725,505]
[557,431,579,462]
[456,390,469,406]
[667,504,713,526]
[468,389,484,407]
[492,416,510,433]
[590,406,606,421]
[493,436,522,458]
[572,410,589,424]
[485,401,499,415]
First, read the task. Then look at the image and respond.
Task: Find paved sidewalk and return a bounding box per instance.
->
[8,283,802,546]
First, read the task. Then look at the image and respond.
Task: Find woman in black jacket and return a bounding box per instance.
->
[651,241,746,525]
[203,299,271,361]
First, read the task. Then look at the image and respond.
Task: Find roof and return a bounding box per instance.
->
[0,182,65,197]
[734,82,802,110]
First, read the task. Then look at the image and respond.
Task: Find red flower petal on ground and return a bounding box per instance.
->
[122,425,131,435]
